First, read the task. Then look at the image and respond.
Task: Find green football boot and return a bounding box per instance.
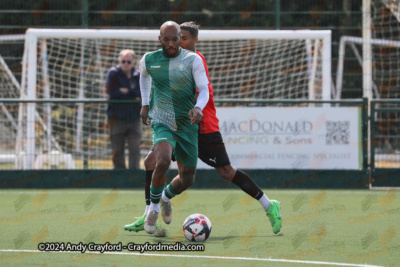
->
[124,214,158,232]
[266,200,283,234]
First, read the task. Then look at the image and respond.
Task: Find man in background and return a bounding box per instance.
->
[106,49,142,169]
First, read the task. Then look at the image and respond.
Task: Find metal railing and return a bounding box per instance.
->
[0,98,373,170]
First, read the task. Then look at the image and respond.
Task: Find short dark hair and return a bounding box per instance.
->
[180,21,199,38]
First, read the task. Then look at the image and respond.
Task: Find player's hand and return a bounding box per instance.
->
[189,107,203,125]
[120,88,129,94]
[141,105,150,125]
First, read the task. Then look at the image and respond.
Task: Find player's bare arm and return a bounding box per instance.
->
[189,106,203,124]
[140,105,150,125]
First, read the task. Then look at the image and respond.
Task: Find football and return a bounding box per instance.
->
[182,214,212,242]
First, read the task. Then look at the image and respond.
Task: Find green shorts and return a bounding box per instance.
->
[152,123,198,168]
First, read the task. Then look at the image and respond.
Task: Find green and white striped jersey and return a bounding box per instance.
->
[139,47,208,132]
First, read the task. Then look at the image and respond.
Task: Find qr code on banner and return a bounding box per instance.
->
[326,121,350,145]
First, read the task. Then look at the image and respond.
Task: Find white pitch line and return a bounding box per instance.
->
[0,189,364,195]
[0,189,380,195]
[0,189,259,195]
[0,249,383,267]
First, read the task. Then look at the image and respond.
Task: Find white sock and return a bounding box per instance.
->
[161,190,170,202]
[144,205,150,215]
[149,202,160,213]
[259,194,270,211]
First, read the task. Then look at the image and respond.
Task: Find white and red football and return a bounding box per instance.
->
[182,213,212,242]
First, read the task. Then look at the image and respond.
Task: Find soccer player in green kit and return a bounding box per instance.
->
[139,21,210,234]
[127,21,283,235]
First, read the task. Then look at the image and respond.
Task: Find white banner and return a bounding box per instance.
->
[194,107,362,170]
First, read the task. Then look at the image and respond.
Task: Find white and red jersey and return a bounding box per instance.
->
[196,51,220,134]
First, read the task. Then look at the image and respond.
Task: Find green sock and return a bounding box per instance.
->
[150,184,164,204]
[164,183,181,199]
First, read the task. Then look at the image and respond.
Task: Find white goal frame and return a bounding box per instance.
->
[20,28,332,169]
[335,35,400,100]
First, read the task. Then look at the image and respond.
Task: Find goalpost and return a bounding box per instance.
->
[335,36,400,100]
[17,29,331,169]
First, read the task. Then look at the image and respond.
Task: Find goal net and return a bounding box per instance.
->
[370,0,400,99]
[0,54,20,166]
[338,0,400,100]
[0,35,26,167]
[16,29,331,169]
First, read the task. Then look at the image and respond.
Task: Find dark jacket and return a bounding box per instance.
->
[106,66,141,121]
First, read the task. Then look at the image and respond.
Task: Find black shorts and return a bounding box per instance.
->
[198,131,230,168]
[151,131,230,168]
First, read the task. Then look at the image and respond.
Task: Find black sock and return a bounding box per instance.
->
[145,170,153,205]
[231,170,263,200]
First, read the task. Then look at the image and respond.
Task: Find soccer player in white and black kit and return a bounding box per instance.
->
[124,22,283,235]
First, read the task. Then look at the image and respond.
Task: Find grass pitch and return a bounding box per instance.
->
[0,189,399,267]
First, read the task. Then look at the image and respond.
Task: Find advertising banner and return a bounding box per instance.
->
[193,107,362,170]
